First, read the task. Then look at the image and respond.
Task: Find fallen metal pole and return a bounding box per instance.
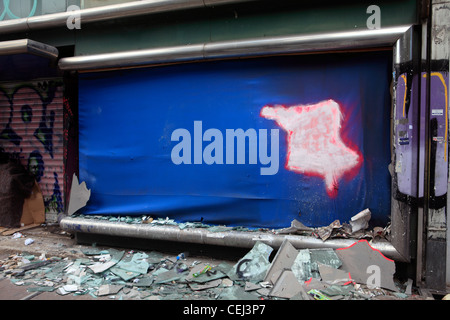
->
[60,216,406,261]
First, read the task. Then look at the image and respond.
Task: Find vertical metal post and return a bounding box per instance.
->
[417,0,432,287]
[419,0,450,292]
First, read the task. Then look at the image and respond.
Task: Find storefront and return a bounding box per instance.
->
[0,0,448,292]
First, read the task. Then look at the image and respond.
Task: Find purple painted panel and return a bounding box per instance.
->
[395,72,420,197]
[394,69,448,203]
[427,71,448,197]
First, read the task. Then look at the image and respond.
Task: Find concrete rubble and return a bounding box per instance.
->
[0,232,429,300]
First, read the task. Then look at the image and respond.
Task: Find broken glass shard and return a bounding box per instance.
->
[291,249,312,282]
[227,242,273,283]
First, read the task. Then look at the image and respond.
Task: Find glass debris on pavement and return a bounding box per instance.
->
[0,239,424,300]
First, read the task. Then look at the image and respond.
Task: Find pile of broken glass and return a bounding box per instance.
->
[0,238,418,300]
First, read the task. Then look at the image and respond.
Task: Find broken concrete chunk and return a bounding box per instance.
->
[335,239,397,291]
[303,277,330,292]
[269,270,305,299]
[350,208,371,233]
[268,269,284,286]
[264,238,298,284]
[67,174,91,215]
[290,286,313,300]
[318,263,352,285]
[256,287,271,296]
[244,282,260,291]
[227,242,273,283]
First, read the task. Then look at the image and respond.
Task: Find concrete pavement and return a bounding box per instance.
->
[0,224,243,300]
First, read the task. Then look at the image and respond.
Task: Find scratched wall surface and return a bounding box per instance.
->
[0,80,64,217]
[78,51,392,229]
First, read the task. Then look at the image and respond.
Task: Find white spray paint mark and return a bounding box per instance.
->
[260,99,361,196]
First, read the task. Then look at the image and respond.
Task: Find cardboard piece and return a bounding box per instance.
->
[1,224,41,236]
[0,180,46,236]
[67,173,91,215]
[20,181,45,226]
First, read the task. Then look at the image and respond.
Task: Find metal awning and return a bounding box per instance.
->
[0,39,58,60]
[0,0,256,35]
[0,39,59,81]
[58,25,410,72]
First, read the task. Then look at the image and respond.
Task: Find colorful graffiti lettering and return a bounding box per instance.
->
[261,99,362,198]
[0,80,64,214]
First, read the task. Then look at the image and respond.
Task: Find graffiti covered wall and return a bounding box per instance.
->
[0,79,65,218]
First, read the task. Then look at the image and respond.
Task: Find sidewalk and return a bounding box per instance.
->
[0,224,242,300]
[0,224,118,300]
[0,224,439,301]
